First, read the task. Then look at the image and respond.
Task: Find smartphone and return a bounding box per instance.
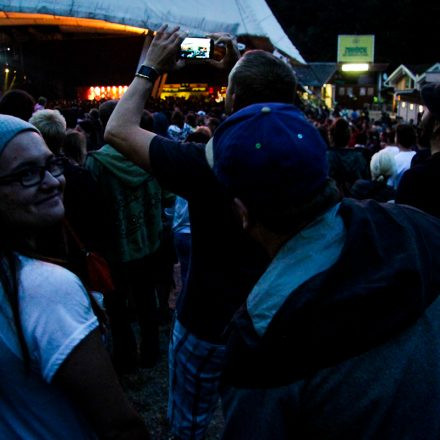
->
[180,37,214,59]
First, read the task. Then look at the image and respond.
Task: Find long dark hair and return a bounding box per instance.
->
[0,222,107,371]
[0,250,31,368]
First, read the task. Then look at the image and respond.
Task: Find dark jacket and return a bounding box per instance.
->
[222,199,440,439]
[396,151,440,218]
[327,148,370,196]
[350,178,396,202]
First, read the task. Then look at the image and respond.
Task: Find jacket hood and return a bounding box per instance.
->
[89,144,151,187]
[224,199,440,387]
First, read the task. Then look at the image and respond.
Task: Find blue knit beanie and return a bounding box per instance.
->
[0,114,40,157]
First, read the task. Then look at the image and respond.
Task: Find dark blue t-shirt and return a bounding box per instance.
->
[150,135,269,343]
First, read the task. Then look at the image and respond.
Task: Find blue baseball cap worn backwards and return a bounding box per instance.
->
[210,103,329,211]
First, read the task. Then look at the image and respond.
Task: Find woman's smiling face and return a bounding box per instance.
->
[0,131,65,231]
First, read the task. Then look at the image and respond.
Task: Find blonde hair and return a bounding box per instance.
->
[29,109,66,154]
[370,149,397,182]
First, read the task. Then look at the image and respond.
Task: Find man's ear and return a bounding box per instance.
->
[231,92,236,112]
[233,197,249,230]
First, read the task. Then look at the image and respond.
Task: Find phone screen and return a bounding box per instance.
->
[180,37,213,59]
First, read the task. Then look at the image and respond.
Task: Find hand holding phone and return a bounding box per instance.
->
[143,25,187,73]
[205,33,242,70]
[180,37,214,59]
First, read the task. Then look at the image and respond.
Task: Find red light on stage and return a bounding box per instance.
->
[208,87,214,94]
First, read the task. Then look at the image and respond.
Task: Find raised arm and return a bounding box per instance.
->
[104,25,186,172]
[105,25,241,173]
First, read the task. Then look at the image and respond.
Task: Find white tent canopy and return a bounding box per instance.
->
[0,0,305,63]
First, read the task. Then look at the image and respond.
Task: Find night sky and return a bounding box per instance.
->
[267,0,439,67]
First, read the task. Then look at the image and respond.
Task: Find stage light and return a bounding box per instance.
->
[341,63,369,72]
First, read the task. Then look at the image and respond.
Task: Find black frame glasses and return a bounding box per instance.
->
[0,157,65,188]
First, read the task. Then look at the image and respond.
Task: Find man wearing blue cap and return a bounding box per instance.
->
[211,102,440,439]
[105,25,297,439]
[106,26,440,439]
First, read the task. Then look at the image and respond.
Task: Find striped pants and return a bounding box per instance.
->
[168,318,226,440]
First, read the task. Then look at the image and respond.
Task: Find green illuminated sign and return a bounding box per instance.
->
[337,35,375,63]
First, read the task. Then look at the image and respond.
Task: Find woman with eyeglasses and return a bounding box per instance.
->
[0,115,150,439]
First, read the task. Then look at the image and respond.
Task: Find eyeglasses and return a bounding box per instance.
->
[0,157,65,188]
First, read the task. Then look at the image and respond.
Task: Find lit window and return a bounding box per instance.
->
[360,87,366,96]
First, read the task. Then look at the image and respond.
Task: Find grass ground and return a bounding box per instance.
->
[121,323,224,440]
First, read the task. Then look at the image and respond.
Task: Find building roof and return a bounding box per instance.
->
[293,63,337,87]
[385,63,433,87]
[0,0,305,62]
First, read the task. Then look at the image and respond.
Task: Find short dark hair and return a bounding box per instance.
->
[63,129,87,165]
[0,89,35,122]
[140,110,154,131]
[171,110,185,128]
[98,100,118,130]
[396,123,416,149]
[246,179,341,235]
[185,112,196,127]
[207,117,221,135]
[417,112,435,149]
[229,50,297,111]
[186,126,212,143]
[330,118,350,148]
[383,128,395,145]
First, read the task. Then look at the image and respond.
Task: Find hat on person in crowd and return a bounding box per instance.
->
[0,114,40,156]
[207,102,328,212]
[421,83,440,119]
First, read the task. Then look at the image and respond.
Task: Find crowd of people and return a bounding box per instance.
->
[1,23,440,440]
